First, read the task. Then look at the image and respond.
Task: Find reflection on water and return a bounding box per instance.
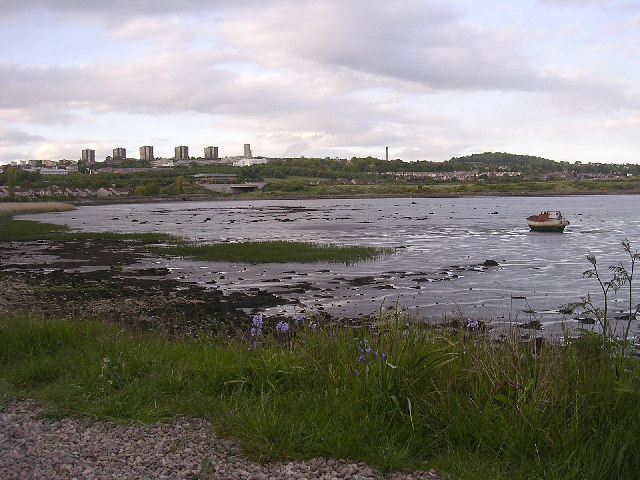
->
[24,195,640,337]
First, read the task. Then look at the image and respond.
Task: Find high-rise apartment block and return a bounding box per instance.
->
[139,145,154,161]
[244,144,252,159]
[174,146,189,162]
[113,147,126,161]
[81,148,95,165]
[204,146,219,160]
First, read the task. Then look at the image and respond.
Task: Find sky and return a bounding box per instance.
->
[1,0,639,165]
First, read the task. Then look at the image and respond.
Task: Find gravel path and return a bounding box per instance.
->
[1,401,442,480]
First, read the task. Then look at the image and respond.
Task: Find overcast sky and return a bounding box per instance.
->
[1,0,639,165]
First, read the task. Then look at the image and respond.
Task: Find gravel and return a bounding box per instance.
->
[1,401,442,480]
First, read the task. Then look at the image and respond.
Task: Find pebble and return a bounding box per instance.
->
[0,400,442,479]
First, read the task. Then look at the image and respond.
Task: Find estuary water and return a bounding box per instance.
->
[23,195,640,338]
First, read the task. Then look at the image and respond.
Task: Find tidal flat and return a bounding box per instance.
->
[18,195,640,340]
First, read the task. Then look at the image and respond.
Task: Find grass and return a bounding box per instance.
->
[0,215,180,243]
[0,201,75,216]
[149,241,393,264]
[1,313,639,479]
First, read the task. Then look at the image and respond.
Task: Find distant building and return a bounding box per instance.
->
[113,147,126,161]
[204,146,219,160]
[233,157,268,167]
[81,149,95,165]
[244,144,252,159]
[174,145,189,162]
[139,145,154,161]
[151,158,175,168]
[38,168,69,175]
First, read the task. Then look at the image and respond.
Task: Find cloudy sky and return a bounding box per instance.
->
[1,0,639,165]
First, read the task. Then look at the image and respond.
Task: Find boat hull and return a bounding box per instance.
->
[527,222,567,232]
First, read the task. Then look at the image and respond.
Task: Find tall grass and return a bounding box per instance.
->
[149,241,392,264]
[1,314,639,479]
[0,201,74,216]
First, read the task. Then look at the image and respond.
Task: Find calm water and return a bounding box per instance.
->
[24,195,640,337]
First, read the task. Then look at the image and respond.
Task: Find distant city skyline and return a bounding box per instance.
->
[2,1,640,165]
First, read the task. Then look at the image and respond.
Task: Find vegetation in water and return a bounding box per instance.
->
[0,215,180,243]
[566,239,640,344]
[148,241,393,264]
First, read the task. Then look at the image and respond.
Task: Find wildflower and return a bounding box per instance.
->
[358,354,367,363]
[250,314,263,337]
[467,318,479,329]
[354,369,359,375]
[381,353,387,359]
[294,314,304,325]
[358,339,371,355]
[275,321,290,333]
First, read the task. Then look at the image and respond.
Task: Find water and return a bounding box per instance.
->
[23,195,640,337]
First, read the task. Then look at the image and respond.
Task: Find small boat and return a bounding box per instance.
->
[526,211,570,232]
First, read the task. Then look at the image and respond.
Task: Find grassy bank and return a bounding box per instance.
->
[1,314,639,479]
[149,241,392,264]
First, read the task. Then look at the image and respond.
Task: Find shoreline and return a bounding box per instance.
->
[73,187,640,206]
[3,188,640,209]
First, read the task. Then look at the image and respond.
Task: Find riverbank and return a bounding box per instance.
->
[3,203,640,479]
[2,314,639,480]
[71,187,640,206]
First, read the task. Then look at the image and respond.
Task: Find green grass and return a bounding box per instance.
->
[1,314,639,479]
[149,241,393,264]
[0,216,180,243]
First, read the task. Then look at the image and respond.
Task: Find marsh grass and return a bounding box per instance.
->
[149,241,393,264]
[1,314,639,479]
[0,215,180,243]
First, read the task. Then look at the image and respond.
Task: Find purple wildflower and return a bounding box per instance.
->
[252,314,264,329]
[294,314,304,325]
[467,318,479,329]
[275,321,290,333]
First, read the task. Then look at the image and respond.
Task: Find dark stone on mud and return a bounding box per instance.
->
[483,259,499,267]
[577,317,596,324]
[348,276,375,286]
[127,267,170,276]
[519,320,542,330]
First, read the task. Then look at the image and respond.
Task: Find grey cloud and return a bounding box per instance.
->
[0,0,259,15]
[0,125,45,146]
[223,1,548,92]
[0,56,403,138]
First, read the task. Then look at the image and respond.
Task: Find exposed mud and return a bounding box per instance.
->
[0,238,297,335]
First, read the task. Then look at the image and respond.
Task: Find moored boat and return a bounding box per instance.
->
[526,211,569,232]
